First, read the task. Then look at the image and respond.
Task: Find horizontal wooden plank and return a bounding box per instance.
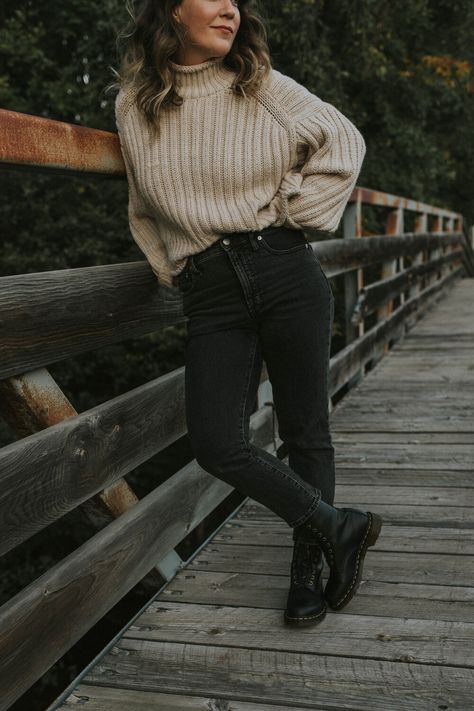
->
[239,503,474,528]
[333,449,474,468]
[410,328,474,337]
[357,371,474,383]
[81,638,474,710]
[320,468,474,487]
[403,331,474,340]
[0,108,125,176]
[333,486,474,506]
[159,570,474,622]
[123,601,474,667]
[335,388,474,399]
[0,263,184,379]
[55,685,327,711]
[331,432,474,444]
[214,522,474,555]
[329,417,474,432]
[393,339,474,349]
[333,396,474,410]
[0,243,462,381]
[315,231,464,277]
[332,413,474,426]
[380,351,474,359]
[187,543,474,587]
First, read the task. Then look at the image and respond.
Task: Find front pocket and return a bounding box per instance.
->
[259,229,309,254]
[308,248,333,296]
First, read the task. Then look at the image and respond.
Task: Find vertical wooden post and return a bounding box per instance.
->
[429,215,443,286]
[409,213,428,299]
[376,206,404,354]
[343,193,363,388]
[444,217,454,279]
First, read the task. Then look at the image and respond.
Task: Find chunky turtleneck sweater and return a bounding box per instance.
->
[115,56,366,288]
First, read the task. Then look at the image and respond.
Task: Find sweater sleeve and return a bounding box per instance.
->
[281,101,366,232]
[115,91,175,289]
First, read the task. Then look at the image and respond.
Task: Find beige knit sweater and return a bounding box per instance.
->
[115,56,366,288]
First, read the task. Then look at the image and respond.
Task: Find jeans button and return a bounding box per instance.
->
[222,237,230,245]
[257,235,262,240]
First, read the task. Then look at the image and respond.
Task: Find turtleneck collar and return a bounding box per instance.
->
[168,56,236,99]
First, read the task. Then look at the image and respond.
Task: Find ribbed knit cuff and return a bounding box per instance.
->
[151,268,174,289]
[276,169,304,230]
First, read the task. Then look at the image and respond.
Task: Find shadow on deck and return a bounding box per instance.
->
[51,277,474,710]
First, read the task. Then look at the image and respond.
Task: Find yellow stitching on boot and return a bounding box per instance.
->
[285,606,327,621]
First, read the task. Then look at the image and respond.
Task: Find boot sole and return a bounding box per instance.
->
[284,603,328,627]
[327,511,383,611]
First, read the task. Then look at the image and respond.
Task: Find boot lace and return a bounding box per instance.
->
[290,540,323,589]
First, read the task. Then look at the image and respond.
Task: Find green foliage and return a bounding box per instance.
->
[264,0,474,221]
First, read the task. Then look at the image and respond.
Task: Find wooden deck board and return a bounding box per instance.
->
[52,277,474,710]
[153,572,474,623]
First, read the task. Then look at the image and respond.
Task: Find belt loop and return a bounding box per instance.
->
[189,254,200,274]
[249,232,259,251]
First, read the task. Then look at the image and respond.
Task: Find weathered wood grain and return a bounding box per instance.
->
[0,263,184,380]
[58,686,328,711]
[331,432,474,444]
[186,542,474,587]
[122,601,474,667]
[322,468,474,487]
[158,570,474,622]
[81,639,474,710]
[330,416,474,432]
[213,522,474,554]
[237,504,474,528]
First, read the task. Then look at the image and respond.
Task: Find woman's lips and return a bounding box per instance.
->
[212,27,232,34]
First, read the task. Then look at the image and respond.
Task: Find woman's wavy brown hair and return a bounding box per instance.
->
[106,0,272,137]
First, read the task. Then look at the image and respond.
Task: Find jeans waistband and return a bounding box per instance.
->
[193,225,303,266]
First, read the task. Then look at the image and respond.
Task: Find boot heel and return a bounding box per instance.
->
[366,512,383,547]
[327,511,383,610]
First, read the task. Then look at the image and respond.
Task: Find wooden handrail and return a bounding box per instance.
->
[0,233,467,381]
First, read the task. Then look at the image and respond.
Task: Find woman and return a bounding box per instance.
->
[111,0,382,627]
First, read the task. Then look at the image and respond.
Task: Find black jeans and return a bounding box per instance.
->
[176,225,335,528]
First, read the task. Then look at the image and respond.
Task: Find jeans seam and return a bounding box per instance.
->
[196,252,222,264]
[261,241,308,255]
[238,332,320,527]
[229,251,257,318]
[289,489,322,528]
[326,292,334,428]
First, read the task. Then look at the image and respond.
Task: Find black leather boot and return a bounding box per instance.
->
[283,527,327,627]
[293,499,383,611]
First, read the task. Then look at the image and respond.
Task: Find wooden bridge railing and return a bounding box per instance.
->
[0,107,473,709]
